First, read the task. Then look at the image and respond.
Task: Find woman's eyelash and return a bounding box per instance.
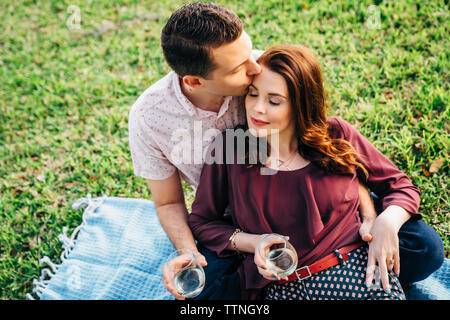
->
[269,100,280,105]
[247,93,280,105]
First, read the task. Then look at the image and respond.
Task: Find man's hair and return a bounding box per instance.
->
[161,2,243,78]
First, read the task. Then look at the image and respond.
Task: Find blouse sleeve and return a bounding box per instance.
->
[188,133,237,257]
[331,118,421,219]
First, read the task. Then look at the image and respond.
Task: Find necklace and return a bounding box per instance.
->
[276,148,298,171]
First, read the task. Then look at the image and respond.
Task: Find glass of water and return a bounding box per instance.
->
[257,233,298,278]
[166,248,205,299]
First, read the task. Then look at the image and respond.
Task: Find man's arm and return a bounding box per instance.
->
[151,170,207,300]
[358,182,377,243]
[147,170,199,254]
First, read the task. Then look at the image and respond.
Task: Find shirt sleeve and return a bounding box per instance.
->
[331,118,421,218]
[128,102,176,180]
[188,133,237,258]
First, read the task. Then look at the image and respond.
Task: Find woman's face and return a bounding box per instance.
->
[245,65,295,139]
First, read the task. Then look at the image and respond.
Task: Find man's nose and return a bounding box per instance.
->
[247,59,262,76]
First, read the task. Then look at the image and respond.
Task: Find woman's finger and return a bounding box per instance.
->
[256,264,281,281]
[386,256,395,272]
[378,259,391,293]
[393,251,400,277]
[365,248,376,287]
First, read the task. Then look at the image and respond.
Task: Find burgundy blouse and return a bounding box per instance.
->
[188,118,420,299]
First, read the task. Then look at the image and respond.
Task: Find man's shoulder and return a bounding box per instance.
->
[130,71,177,116]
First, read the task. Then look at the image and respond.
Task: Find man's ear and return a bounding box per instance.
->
[182,75,204,89]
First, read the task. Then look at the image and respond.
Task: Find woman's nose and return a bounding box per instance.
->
[253,100,266,114]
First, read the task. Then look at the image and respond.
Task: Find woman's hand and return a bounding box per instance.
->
[253,234,289,282]
[364,205,410,292]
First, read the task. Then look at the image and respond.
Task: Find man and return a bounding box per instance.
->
[129,2,443,300]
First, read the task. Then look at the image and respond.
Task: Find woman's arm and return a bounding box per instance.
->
[331,118,421,293]
[188,134,238,258]
[332,118,421,217]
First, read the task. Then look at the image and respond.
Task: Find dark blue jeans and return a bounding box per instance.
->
[192,197,444,299]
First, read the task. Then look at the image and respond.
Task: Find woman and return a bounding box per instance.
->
[188,44,421,300]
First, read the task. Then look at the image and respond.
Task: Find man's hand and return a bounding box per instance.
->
[162,251,207,300]
[147,171,204,298]
[357,182,377,243]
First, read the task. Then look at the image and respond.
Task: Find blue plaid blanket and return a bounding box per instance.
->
[28,196,449,300]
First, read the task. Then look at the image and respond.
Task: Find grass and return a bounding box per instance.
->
[0,0,448,299]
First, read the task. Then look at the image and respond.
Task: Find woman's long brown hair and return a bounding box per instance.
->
[249,44,368,177]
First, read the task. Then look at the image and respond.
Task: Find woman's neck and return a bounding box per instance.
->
[267,129,298,160]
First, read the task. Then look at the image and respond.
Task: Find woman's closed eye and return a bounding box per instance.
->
[247,92,281,105]
[269,99,280,106]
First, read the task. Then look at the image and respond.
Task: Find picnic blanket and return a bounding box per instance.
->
[27,195,449,300]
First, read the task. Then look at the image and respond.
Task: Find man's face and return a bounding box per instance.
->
[201,31,262,97]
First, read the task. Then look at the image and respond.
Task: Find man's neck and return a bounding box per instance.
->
[180,78,225,113]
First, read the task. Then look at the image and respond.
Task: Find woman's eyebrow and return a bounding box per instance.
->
[249,84,287,99]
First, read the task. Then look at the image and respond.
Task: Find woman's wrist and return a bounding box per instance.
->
[233,232,264,254]
[377,205,410,233]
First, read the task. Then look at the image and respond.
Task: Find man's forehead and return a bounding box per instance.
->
[210,31,253,71]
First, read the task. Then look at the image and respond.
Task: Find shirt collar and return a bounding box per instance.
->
[172,71,197,117]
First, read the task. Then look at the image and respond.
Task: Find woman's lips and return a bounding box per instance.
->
[250,116,270,126]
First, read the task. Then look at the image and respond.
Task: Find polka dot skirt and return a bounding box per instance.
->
[265,247,405,300]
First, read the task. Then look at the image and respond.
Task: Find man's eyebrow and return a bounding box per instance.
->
[249,84,287,99]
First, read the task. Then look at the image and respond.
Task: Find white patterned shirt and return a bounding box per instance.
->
[128,70,247,189]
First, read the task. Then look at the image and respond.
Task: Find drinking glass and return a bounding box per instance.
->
[165,248,205,298]
[257,233,298,278]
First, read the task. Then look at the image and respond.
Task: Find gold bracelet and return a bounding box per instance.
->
[229,228,242,255]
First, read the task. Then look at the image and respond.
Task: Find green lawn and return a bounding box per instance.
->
[0,0,448,299]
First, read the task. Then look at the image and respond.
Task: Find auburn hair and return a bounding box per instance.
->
[247,44,368,178]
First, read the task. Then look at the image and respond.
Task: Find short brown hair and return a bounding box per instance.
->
[161,2,243,78]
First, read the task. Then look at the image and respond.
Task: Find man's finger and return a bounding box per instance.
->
[359,224,373,243]
[197,254,208,267]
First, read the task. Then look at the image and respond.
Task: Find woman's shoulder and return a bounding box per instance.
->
[326,117,357,140]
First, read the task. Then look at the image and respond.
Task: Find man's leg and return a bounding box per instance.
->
[371,193,445,288]
[397,219,445,288]
[190,245,241,300]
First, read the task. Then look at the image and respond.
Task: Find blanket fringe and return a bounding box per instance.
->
[26,194,107,300]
